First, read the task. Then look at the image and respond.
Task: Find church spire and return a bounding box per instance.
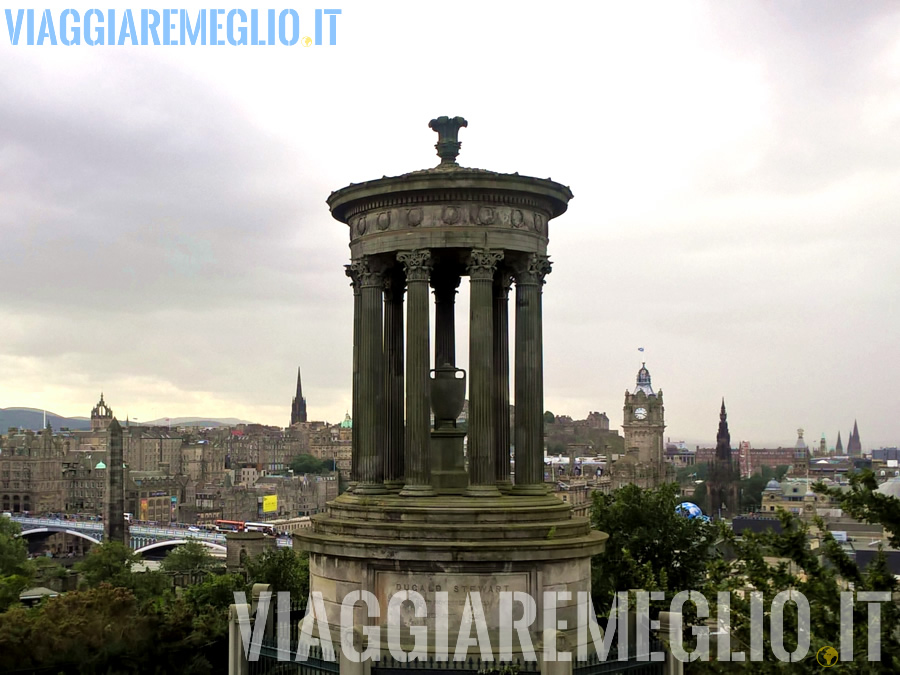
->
[847,420,861,457]
[715,398,731,461]
[291,366,308,425]
[835,430,843,454]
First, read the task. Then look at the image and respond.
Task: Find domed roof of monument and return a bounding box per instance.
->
[764,479,781,491]
[340,413,352,429]
[327,116,574,222]
[95,460,107,470]
[876,477,900,499]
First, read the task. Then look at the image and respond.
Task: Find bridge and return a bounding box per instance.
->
[8,515,292,555]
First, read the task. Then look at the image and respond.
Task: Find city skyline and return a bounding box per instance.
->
[2,3,898,447]
[1,376,875,453]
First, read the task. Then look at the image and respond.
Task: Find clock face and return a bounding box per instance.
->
[634,407,648,420]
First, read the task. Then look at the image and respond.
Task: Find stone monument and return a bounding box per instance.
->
[295,117,606,660]
[104,418,127,545]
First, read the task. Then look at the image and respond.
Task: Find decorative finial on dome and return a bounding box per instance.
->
[428,116,468,166]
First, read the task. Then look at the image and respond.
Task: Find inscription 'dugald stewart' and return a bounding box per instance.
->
[374,571,530,627]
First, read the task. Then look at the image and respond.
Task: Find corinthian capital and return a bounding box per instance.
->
[515,254,552,285]
[466,249,504,281]
[344,264,360,293]
[349,257,383,288]
[397,249,432,282]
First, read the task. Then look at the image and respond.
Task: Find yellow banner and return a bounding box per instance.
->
[262,495,278,513]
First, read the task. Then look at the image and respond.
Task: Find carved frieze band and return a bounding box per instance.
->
[348,204,550,240]
[467,249,504,281]
[397,249,432,282]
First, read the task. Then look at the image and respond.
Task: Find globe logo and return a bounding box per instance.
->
[301,36,313,47]
[816,646,839,667]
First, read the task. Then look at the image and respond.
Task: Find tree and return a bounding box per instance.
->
[75,540,171,605]
[547,441,567,456]
[76,540,138,588]
[160,540,217,574]
[816,470,900,547]
[0,584,152,673]
[289,454,330,475]
[544,411,556,424]
[678,463,709,483]
[692,481,709,513]
[693,511,900,672]
[0,516,34,611]
[590,482,717,613]
[244,547,309,599]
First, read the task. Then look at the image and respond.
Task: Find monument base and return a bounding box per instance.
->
[294,492,607,661]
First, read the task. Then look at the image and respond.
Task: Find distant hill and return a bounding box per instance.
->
[0,408,91,431]
[0,409,253,432]
[140,417,251,428]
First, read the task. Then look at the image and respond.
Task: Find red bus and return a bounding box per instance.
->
[214,519,245,532]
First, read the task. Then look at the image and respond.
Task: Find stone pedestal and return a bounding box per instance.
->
[430,428,468,495]
[297,493,606,660]
[225,531,276,572]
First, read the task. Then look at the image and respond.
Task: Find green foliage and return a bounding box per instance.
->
[289,453,331,475]
[547,441,567,456]
[0,567,248,674]
[75,541,173,606]
[693,511,900,672]
[160,540,217,574]
[692,481,709,512]
[479,665,520,675]
[0,517,34,611]
[739,465,792,511]
[816,470,900,548]
[0,583,151,673]
[76,540,138,588]
[590,482,717,613]
[678,463,709,483]
[543,410,556,424]
[183,571,247,613]
[244,547,309,599]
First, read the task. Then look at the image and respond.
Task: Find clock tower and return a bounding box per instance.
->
[612,363,668,489]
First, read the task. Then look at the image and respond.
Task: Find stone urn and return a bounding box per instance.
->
[430,364,466,428]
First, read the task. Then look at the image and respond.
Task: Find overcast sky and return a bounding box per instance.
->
[2,2,898,449]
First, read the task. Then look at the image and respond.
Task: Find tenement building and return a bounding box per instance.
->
[0,425,69,513]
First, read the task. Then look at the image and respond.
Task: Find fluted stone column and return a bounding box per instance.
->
[345,265,361,489]
[351,257,387,495]
[432,271,460,368]
[513,254,552,495]
[398,250,436,497]
[383,271,405,491]
[465,249,504,498]
[493,271,513,492]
